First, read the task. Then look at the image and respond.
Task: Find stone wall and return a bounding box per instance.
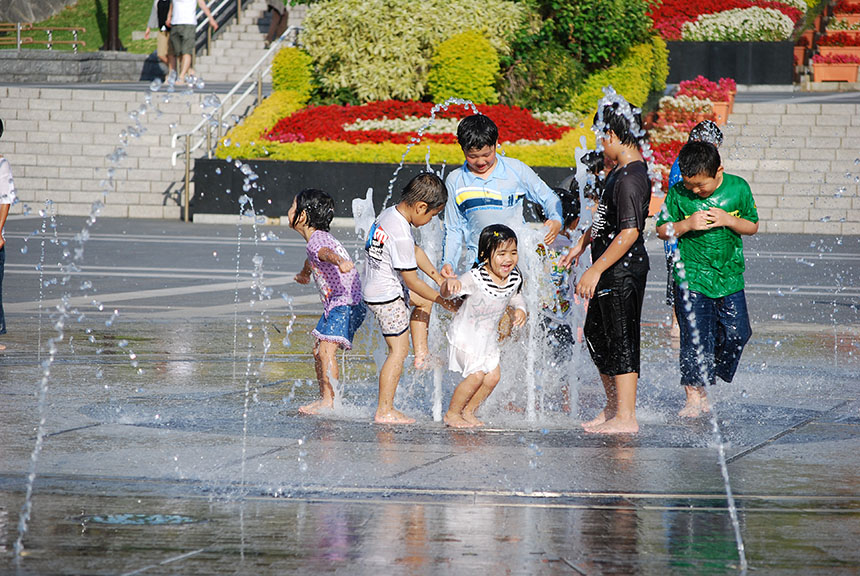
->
[0,50,160,83]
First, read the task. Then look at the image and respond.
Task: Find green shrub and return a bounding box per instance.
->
[649,36,669,94]
[271,47,315,104]
[427,31,499,104]
[570,37,668,115]
[499,40,584,111]
[527,0,654,71]
[301,0,525,102]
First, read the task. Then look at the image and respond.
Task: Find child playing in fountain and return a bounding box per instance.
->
[363,172,458,424]
[656,141,758,418]
[664,121,725,338]
[559,100,652,435]
[440,114,564,278]
[288,189,366,415]
[440,224,527,428]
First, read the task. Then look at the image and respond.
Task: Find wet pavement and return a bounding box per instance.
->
[0,217,858,575]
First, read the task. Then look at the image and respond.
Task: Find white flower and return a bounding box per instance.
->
[343,116,460,134]
[659,95,714,114]
[829,18,860,31]
[530,109,582,127]
[769,0,807,13]
[681,7,794,42]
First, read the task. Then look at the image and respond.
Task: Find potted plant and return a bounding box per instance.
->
[817,31,860,57]
[811,53,860,82]
[833,0,860,26]
[676,75,733,124]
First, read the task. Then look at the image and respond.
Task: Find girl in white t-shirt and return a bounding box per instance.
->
[440,224,527,428]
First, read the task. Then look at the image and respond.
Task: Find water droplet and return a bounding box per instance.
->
[820,216,831,223]
[215,167,221,175]
[741,390,748,398]
[771,313,784,320]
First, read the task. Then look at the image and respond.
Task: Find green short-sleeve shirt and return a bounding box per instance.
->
[656,173,758,298]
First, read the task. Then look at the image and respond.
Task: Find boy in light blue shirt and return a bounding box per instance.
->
[440,115,563,277]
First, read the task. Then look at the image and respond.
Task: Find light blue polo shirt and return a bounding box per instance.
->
[442,155,562,270]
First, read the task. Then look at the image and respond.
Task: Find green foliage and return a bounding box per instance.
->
[527,0,654,71]
[499,40,584,111]
[427,31,500,104]
[570,37,669,115]
[271,47,315,104]
[301,0,525,102]
[31,0,154,53]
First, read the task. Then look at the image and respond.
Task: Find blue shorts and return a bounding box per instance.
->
[312,303,366,350]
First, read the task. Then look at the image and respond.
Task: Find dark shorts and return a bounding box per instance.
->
[169,24,195,56]
[674,287,751,386]
[583,266,647,376]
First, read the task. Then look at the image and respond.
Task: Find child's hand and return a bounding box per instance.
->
[337,260,354,274]
[687,210,714,231]
[559,239,585,269]
[704,207,729,228]
[441,263,457,279]
[440,278,461,298]
[295,271,311,285]
[512,308,527,328]
[575,267,601,299]
[543,219,562,246]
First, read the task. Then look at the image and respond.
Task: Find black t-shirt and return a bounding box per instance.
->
[590,160,651,271]
[157,0,170,29]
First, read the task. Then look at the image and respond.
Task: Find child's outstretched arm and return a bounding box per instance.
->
[414,245,444,286]
[559,225,592,269]
[296,259,312,284]
[401,269,458,312]
[318,246,354,273]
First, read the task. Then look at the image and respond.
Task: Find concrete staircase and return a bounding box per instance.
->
[193,0,307,83]
[1,84,229,218]
[720,100,860,235]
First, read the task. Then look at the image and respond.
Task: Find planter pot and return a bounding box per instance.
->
[794,45,807,65]
[812,62,859,82]
[833,14,860,26]
[711,101,731,125]
[666,41,794,85]
[817,46,860,57]
[192,159,574,219]
[799,29,814,45]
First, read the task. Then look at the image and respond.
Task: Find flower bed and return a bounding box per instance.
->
[262,101,572,145]
[649,0,804,40]
[818,31,860,46]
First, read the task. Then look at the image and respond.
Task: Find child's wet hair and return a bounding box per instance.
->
[292,188,335,231]
[401,172,447,210]
[688,120,724,148]
[553,186,581,230]
[457,114,498,151]
[678,141,721,179]
[476,224,518,267]
[594,102,645,147]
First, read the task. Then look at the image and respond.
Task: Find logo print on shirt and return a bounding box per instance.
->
[366,222,388,261]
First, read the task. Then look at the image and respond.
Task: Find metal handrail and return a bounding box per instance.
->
[170,25,301,221]
[0,23,86,52]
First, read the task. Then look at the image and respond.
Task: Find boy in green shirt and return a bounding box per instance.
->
[656,141,759,418]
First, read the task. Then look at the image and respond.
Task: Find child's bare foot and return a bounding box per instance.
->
[443,412,475,428]
[298,398,334,415]
[585,416,639,435]
[678,387,710,418]
[461,411,484,427]
[582,409,612,430]
[375,408,416,425]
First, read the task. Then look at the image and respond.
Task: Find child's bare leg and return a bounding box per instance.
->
[300,340,339,415]
[582,373,617,429]
[409,291,433,369]
[445,372,484,428]
[462,365,500,427]
[678,385,710,418]
[375,333,415,424]
[587,372,639,434]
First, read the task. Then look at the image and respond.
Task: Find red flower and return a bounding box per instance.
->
[677,75,732,101]
[835,0,860,14]
[818,31,860,47]
[812,53,860,63]
[262,100,572,145]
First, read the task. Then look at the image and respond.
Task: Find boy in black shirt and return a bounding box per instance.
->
[560,100,651,434]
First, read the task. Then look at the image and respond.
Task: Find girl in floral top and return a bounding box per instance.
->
[288,189,366,415]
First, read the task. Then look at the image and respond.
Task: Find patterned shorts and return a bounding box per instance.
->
[366,296,410,337]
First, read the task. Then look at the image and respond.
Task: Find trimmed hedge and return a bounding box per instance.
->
[427,31,500,104]
[301,0,525,102]
[271,47,315,103]
[570,36,669,115]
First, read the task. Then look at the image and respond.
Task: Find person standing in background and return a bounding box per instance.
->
[0,119,17,351]
[264,0,288,48]
[145,0,174,77]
